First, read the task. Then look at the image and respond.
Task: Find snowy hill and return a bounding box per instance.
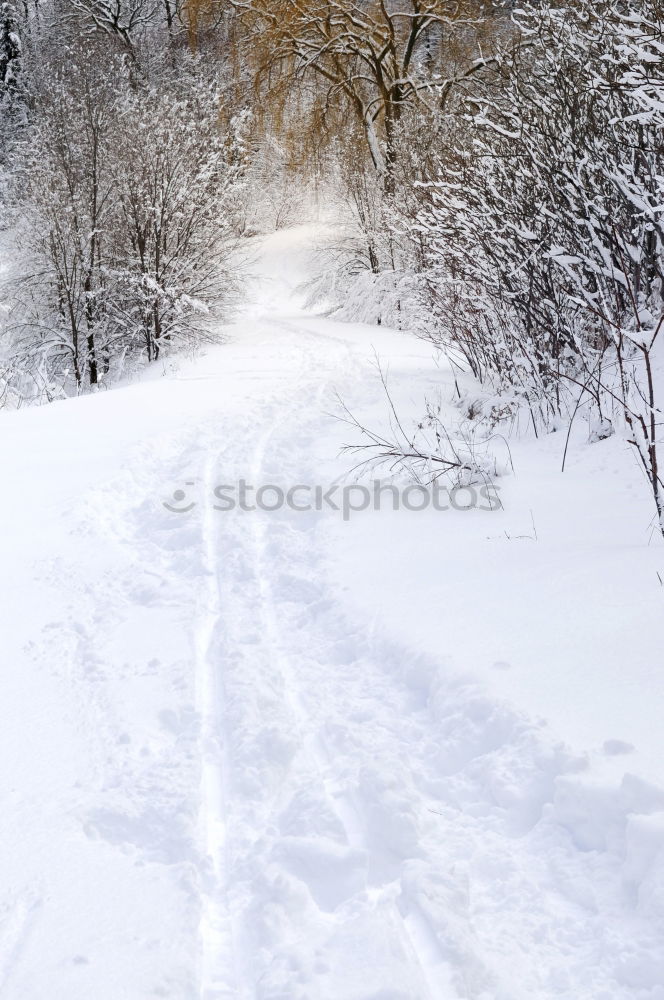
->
[1,228,663,1000]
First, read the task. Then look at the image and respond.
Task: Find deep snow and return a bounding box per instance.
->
[0,227,663,999]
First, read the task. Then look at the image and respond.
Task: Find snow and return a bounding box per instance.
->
[1,226,663,999]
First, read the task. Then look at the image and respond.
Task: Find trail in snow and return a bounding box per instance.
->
[0,226,663,999]
[191,320,440,999]
[197,449,236,1000]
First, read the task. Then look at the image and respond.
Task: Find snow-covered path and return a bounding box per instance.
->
[1,229,663,999]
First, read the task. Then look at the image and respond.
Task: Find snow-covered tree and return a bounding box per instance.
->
[108,83,244,363]
[0,0,20,90]
[7,41,243,392]
[0,0,24,157]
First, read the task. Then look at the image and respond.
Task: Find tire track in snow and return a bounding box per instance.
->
[193,334,340,998]
[196,450,238,1000]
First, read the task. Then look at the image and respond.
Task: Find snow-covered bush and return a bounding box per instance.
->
[409,0,664,525]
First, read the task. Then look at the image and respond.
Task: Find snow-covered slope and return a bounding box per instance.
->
[1,228,663,999]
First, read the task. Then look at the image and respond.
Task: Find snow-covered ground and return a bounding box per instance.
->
[1,227,663,999]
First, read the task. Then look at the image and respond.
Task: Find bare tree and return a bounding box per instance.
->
[233,0,505,187]
[63,0,159,54]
